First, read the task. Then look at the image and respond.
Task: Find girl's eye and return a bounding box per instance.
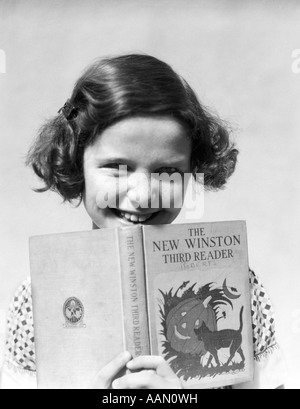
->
[104,164,120,169]
[102,163,128,171]
[157,167,181,176]
[101,164,182,176]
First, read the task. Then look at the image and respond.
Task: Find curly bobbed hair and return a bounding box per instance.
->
[27,54,238,204]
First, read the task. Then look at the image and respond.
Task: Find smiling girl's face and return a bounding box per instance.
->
[83,116,192,229]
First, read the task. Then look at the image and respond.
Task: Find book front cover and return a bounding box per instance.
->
[142,221,253,389]
[30,229,125,389]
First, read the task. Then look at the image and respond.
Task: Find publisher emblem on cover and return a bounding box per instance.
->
[63,297,86,328]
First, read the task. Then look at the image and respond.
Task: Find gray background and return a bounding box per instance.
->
[0,0,299,388]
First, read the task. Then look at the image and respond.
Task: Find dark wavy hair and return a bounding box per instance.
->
[26,54,238,204]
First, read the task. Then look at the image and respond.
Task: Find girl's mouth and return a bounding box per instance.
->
[111,208,159,224]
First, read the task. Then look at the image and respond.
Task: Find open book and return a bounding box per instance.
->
[30,221,254,389]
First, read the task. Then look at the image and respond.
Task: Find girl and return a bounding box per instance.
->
[1,54,285,389]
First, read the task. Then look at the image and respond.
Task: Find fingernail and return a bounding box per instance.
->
[112,379,119,389]
[126,360,133,369]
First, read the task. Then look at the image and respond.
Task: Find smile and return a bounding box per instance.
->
[112,209,159,224]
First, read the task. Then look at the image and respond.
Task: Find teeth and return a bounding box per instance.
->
[120,211,153,223]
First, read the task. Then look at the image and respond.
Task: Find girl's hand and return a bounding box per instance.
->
[112,356,183,389]
[91,351,132,389]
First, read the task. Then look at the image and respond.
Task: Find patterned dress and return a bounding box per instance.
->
[1,269,285,389]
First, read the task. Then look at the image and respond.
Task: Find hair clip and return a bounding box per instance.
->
[58,100,79,121]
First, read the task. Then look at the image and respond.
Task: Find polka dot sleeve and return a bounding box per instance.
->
[4,278,36,374]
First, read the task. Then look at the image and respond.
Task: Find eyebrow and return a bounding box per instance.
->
[99,157,130,164]
[163,156,190,166]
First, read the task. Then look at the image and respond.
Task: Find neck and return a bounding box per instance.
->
[92,222,100,230]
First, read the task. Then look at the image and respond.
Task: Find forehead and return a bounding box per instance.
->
[87,116,191,164]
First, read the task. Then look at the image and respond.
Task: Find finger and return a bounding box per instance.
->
[91,351,132,389]
[126,356,177,378]
[112,371,163,389]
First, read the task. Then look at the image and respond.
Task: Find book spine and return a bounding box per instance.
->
[117,226,150,357]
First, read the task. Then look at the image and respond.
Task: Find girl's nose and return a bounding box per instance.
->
[127,172,158,209]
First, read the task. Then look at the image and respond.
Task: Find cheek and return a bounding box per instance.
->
[159,176,189,209]
[84,172,118,209]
